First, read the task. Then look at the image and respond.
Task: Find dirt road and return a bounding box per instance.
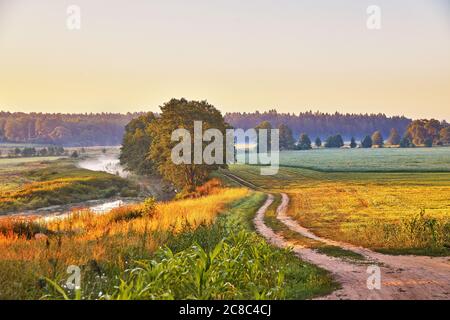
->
[254,193,450,300]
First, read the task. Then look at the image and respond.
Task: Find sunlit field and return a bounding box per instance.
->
[0,188,248,298]
[229,148,450,256]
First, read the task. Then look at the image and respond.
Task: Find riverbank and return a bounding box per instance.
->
[0,157,139,215]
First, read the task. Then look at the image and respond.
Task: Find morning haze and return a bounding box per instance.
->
[0,0,449,120]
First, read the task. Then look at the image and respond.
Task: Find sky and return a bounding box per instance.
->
[0,0,449,120]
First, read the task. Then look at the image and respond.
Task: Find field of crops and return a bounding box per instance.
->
[269,147,450,172]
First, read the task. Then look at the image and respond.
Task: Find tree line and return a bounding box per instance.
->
[258,119,450,150]
[0,112,142,146]
[225,110,412,141]
[1,146,66,158]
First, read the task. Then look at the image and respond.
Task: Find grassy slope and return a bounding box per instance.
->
[0,159,137,213]
[229,164,450,256]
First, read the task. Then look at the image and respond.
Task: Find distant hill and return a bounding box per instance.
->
[224,110,412,141]
[0,110,412,146]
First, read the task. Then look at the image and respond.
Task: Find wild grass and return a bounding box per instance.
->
[0,188,249,299]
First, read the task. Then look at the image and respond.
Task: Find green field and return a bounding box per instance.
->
[239,147,450,172]
[229,148,450,256]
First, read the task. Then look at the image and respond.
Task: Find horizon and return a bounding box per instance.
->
[0,0,449,120]
[0,106,447,122]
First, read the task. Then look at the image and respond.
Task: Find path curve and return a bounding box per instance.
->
[254,193,450,300]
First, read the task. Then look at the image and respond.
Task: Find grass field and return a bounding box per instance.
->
[229,148,450,256]
[239,147,450,172]
[0,189,336,299]
[0,158,137,214]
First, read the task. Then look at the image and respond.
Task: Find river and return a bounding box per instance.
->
[8,154,140,219]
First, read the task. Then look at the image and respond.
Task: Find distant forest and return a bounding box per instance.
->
[0,109,419,146]
[0,112,141,146]
[224,110,412,141]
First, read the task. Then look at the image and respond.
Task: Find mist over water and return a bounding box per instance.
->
[78,155,129,178]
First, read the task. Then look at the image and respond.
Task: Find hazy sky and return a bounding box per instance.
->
[0,0,449,120]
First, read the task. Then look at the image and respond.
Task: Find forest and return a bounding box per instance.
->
[0,112,141,146]
[2,110,448,147]
[224,110,412,140]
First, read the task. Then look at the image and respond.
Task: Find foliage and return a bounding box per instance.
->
[371,131,384,147]
[361,135,372,148]
[406,119,449,146]
[277,124,296,150]
[324,134,344,148]
[315,137,322,147]
[387,128,400,145]
[149,99,229,191]
[224,110,411,141]
[0,112,140,146]
[350,137,357,148]
[119,112,157,174]
[297,133,312,150]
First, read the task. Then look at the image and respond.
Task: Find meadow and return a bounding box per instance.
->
[229,147,450,256]
[0,157,137,214]
[257,147,450,172]
[0,186,335,299]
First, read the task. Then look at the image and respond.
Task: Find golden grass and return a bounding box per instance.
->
[0,187,249,299]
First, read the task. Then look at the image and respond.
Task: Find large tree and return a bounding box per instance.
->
[149,99,229,191]
[278,124,295,150]
[119,112,157,174]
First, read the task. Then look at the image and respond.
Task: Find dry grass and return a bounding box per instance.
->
[0,187,249,299]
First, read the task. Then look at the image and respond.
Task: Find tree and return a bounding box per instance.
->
[297,133,312,150]
[255,121,272,153]
[399,134,414,148]
[387,128,400,145]
[71,150,79,158]
[278,124,295,150]
[120,113,157,174]
[439,127,450,145]
[324,134,344,148]
[149,98,229,191]
[424,138,433,148]
[315,137,322,147]
[361,135,372,148]
[371,131,384,147]
[350,137,357,148]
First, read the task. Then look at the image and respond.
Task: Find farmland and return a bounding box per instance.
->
[229,147,450,256]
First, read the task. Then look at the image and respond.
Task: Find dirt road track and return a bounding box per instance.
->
[254,193,450,300]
